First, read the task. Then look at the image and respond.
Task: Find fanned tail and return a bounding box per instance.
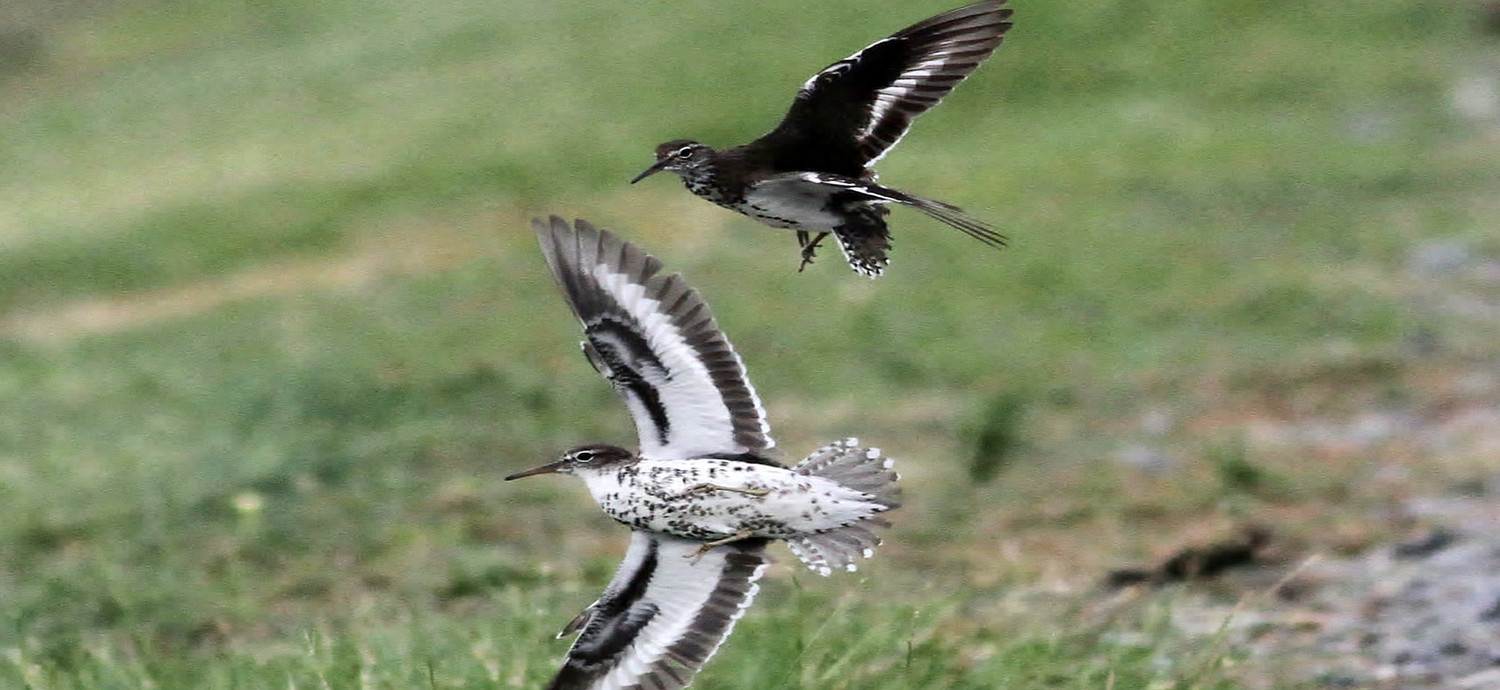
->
[832,205,893,278]
[786,438,901,576]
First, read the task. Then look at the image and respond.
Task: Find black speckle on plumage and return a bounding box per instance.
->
[520,216,906,689]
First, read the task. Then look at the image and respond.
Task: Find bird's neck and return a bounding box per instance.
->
[679,150,748,204]
[576,463,633,502]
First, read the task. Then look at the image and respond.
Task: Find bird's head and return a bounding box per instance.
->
[630,140,713,183]
[504,443,635,480]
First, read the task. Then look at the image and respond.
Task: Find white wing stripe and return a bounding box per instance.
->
[588,536,768,690]
[535,217,777,463]
[591,265,738,461]
[857,53,969,141]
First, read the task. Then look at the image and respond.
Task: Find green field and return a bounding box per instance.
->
[3,0,1497,687]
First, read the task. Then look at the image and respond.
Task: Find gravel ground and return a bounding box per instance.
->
[1159,239,1500,689]
[1184,492,1500,689]
[1295,495,1500,688]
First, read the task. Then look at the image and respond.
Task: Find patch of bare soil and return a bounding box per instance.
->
[1154,493,1500,689]
[1153,240,1500,689]
[0,220,488,342]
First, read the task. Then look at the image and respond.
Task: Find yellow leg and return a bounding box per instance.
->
[684,483,769,498]
[687,530,756,563]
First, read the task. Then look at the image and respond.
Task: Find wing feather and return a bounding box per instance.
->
[534,216,777,463]
[546,532,770,690]
[758,0,1013,169]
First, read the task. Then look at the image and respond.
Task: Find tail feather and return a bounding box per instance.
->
[794,437,901,507]
[786,438,901,576]
[784,171,1005,272]
[845,174,1007,249]
[832,205,893,278]
[894,191,1008,249]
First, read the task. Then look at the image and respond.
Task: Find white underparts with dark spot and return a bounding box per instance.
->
[739,191,845,231]
[577,458,888,542]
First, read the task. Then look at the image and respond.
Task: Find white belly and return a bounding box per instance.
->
[740,188,843,230]
[580,459,883,540]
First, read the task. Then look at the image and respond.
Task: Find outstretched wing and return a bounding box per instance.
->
[545,531,770,690]
[757,0,1013,170]
[534,216,777,463]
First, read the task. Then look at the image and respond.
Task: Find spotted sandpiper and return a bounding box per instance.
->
[510,216,901,689]
[630,1,1014,277]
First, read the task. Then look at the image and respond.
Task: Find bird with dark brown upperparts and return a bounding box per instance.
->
[630,1,1014,277]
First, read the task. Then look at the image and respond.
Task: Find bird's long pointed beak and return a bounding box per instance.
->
[630,159,670,184]
[504,459,568,481]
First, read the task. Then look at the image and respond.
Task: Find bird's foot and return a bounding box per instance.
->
[797,232,829,273]
[684,483,770,498]
[686,530,756,563]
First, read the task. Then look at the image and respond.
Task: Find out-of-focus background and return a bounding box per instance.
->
[3,0,1498,687]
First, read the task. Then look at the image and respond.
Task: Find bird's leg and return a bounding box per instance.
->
[557,604,595,639]
[797,232,829,272]
[687,530,757,562]
[683,483,770,498]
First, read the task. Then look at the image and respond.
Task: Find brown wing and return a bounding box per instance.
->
[754,1,1013,171]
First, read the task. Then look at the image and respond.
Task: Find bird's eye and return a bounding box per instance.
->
[574,450,595,463]
[675,147,694,160]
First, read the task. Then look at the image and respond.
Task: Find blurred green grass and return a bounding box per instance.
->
[2,0,1497,686]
